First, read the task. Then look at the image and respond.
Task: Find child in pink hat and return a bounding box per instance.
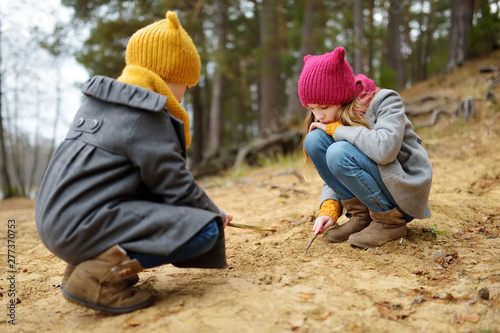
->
[299,47,433,248]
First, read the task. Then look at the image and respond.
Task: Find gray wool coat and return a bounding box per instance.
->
[321,89,433,219]
[35,76,227,267]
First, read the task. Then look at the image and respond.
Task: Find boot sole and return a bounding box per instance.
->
[61,287,154,314]
[324,233,348,243]
[347,239,375,249]
[61,275,140,291]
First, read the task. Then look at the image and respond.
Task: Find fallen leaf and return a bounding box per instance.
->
[461,313,480,323]
[127,319,141,327]
[300,293,313,300]
[313,312,332,320]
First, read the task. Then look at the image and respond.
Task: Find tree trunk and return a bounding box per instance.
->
[284,0,322,122]
[208,0,228,154]
[233,60,247,145]
[353,0,364,74]
[368,0,375,78]
[186,10,205,169]
[403,0,413,84]
[191,85,205,168]
[387,0,404,90]
[0,11,13,199]
[28,99,41,197]
[259,0,281,137]
[284,1,317,122]
[446,0,475,72]
[415,1,424,82]
[11,72,26,197]
[47,63,62,167]
[422,0,436,80]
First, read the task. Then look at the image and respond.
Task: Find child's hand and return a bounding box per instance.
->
[219,209,233,228]
[312,215,336,235]
[224,213,233,228]
[309,122,327,132]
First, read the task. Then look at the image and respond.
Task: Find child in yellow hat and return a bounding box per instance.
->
[35,11,232,314]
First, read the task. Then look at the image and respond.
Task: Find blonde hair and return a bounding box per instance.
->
[301,89,378,176]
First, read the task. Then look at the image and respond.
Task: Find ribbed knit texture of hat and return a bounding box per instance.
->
[355,74,379,105]
[125,11,200,86]
[298,47,356,107]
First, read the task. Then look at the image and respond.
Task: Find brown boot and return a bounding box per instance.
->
[347,208,407,248]
[62,246,153,314]
[325,198,371,243]
[62,264,139,289]
[61,264,76,287]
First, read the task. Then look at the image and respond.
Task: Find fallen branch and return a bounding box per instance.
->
[479,66,500,74]
[405,105,439,117]
[404,94,436,105]
[271,169,305,183]
[262,182,310,195]
[233,130,302,171]
[454,97,475,119]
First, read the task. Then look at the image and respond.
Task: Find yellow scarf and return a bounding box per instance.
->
[117,65,192,147]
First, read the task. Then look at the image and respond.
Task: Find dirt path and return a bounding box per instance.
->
[1,54,500,332]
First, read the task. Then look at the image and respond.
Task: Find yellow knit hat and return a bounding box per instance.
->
[125,11,201,86]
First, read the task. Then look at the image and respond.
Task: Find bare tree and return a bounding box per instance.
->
[422,0,436,80]
[258,0,281,137]
[367,0,376,78]
[387,0,404,90]
[353,0,364,74]
[10,71,27,197]
[446,0,475,72]
[0,2,14,198]
[27,87,42,196]
[284,0,322,122]
[207,0,228,154]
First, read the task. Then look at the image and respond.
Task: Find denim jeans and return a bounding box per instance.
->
[127,219,219,268]
[304,129,413,221]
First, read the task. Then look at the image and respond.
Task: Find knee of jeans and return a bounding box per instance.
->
[326,141,354,175]
[304,130,329,156]
[200,220,219,242]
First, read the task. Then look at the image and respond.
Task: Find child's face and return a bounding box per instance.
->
[307,104,342,124]
[167,82,194,103]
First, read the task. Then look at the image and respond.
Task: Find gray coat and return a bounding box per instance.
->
[321,89,432,219]
[35,76,226,267]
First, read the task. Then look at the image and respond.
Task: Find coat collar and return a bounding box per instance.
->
[82,76,168,112]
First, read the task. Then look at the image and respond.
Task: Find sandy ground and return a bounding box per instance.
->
[1,53,500,332]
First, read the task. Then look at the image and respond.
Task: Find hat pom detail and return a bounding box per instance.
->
[166,11,180,29]
[332,47,346,64]
[303,55,312,63]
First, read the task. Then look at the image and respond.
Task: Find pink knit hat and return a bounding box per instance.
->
[355,74,377,101]
[298,47,355,107]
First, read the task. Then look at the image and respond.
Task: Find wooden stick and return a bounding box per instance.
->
[304,234,318,255]
[228,222,276,232]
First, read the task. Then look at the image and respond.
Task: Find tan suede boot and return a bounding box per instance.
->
[325,197,371,243]
[61,264,76,287]
[62,263,139,288]
[62,246,153,314]
[347,207,407,248]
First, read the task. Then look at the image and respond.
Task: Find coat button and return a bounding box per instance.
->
[90,119,99,129]
[76,118,85,127]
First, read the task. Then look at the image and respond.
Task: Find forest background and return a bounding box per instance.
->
[0,0,499,199]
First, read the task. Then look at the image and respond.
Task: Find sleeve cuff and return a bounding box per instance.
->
[325,122,342,138]
[319,199,342,221]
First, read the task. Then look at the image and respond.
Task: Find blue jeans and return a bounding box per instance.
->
[127,220,219,268]
[304,129,413,221]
